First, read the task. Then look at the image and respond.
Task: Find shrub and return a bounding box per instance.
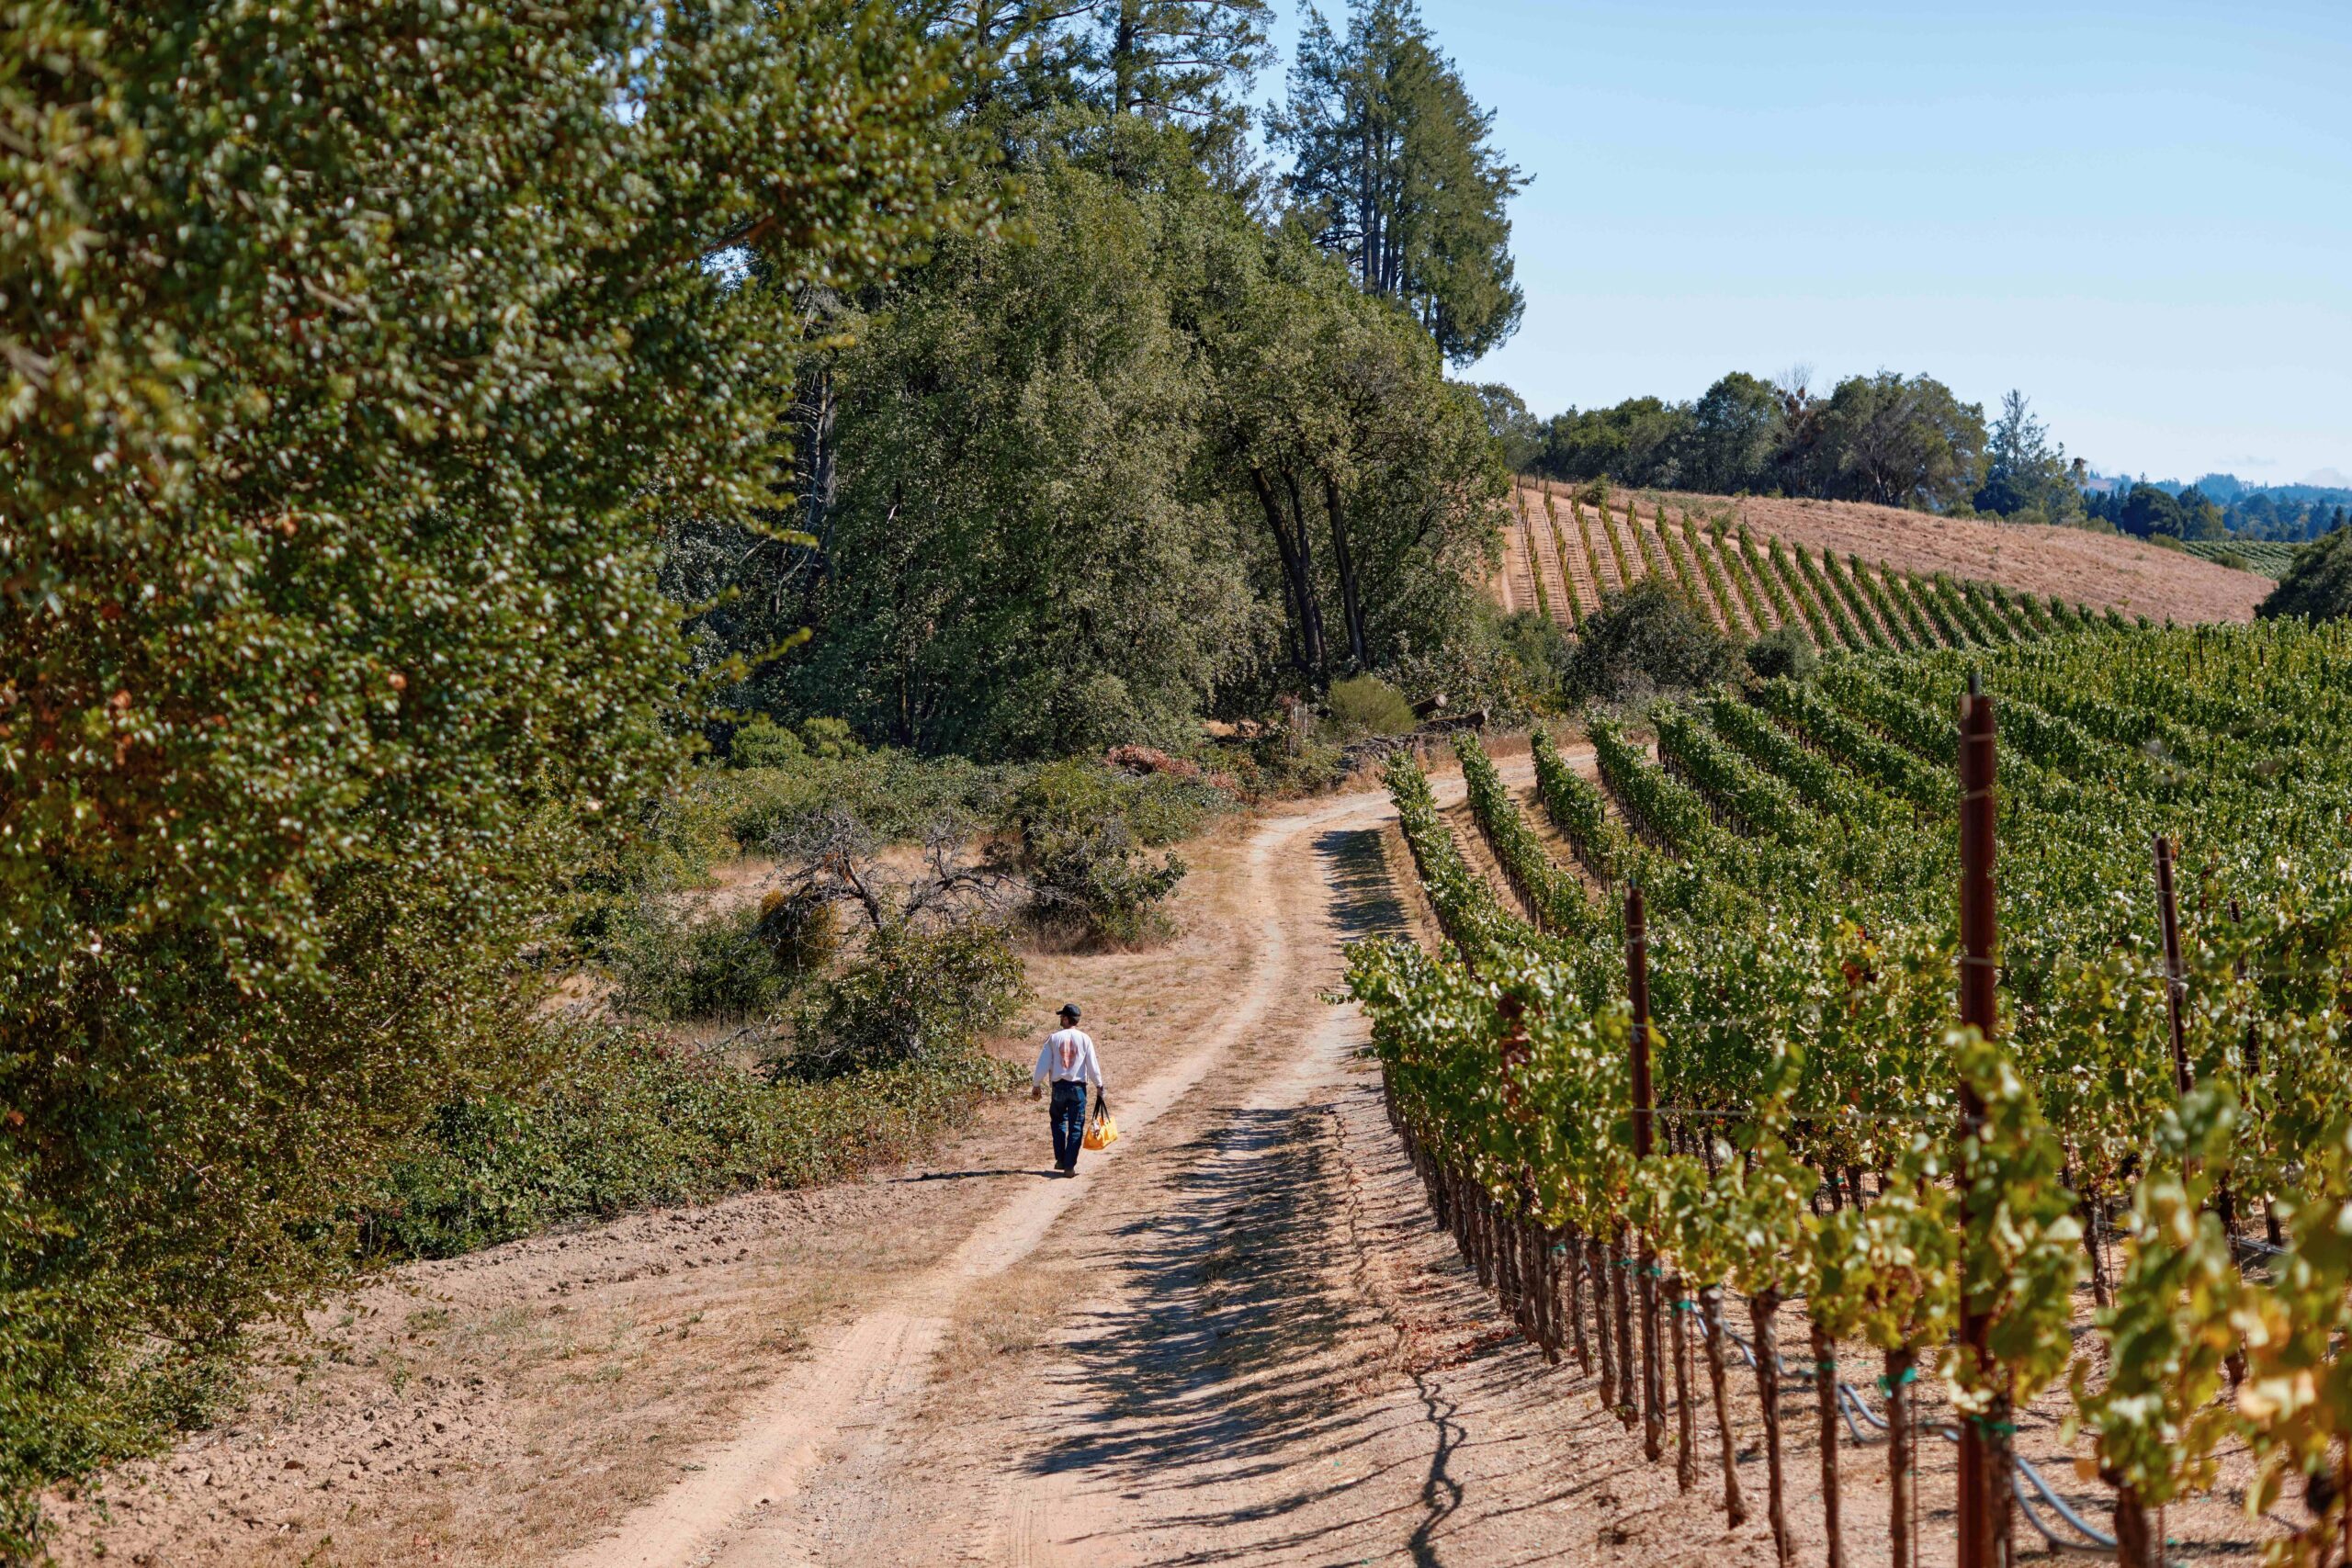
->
[1385,621,1536,729]
[2210,548,2250,573]
[660,750,1027,867]
[2145,532,2186,552]
[1006,760,1202,943]
[364,1023,1021,1261]
[1198,736,1350,800]
[797,716,866,761]
[1744,624,1819,682]
[730,718,807,768]
[2260,528,2352,622]
[782,919,1030,1078]
[1492,610,1576,710]
[756,889,842,976]
[1324,674,1418,737]
[605,897,797,1023]
[1568,581,1736,703]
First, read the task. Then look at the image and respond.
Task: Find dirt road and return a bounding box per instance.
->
[561,785,1401,1568]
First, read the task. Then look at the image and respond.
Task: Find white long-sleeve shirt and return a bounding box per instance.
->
[1033,1027,1105,1090]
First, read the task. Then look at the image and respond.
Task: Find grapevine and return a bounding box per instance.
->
[1351,621,2352,1565]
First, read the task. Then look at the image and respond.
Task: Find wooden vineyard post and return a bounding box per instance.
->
[2153,840,2245,1403]
[2154,833,2192,1099]
[2230,896,2284,1248]
[1956,671,2005,1568]
[1627,885,1666,1462]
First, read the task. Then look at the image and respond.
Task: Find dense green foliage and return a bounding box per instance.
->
[1971,389,2087,525]
[1004,760,1218,943]
[1324,674,1418,737]
[0,2,985,1543]
[607,897,801,1024]
[785,156,1261,757]
[1530,370,1990,513]
[783,920,1032,1078]
[2257,527,2352,622]
[685,31,1515,758]
[367,1027,1020,1263]
[2086,480,2348,544]
[1566,581,1736,703]
[1359,623,2352,1554]
[2088,481,2231,541]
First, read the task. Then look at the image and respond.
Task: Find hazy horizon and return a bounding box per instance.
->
[1263,0,2351,485]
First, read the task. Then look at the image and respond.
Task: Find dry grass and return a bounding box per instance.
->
[922,1262,1082,1418]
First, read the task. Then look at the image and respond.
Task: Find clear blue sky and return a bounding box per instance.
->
[1261,0,2352,485]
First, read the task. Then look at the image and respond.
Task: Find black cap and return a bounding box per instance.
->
[1057,1003,1080,1021]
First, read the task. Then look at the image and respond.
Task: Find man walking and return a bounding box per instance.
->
[1031,1003,1105,1178]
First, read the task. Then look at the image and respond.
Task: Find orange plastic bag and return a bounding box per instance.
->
[1081,1108,1119,1151]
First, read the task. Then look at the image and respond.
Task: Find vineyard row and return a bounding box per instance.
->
[1353,622,2352,1568]
[1500,481,2127,655]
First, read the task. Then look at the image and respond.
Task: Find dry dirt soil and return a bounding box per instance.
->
[1672,491,2271,625]
[42,760,2289,1568]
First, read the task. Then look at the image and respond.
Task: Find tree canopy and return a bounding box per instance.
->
[0,0,982,1536]
[1973,390,2084,524]
[1522,369,1989,514]
[2259,528,2352,622]
[682,31,1514,758]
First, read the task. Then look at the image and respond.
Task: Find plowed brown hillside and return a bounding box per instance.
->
[1671,491,2269,624]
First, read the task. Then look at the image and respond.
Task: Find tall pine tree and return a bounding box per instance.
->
[1272,0,1526,363]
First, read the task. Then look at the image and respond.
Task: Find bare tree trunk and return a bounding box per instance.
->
[1639,1235,1664,1461]
[1812,1317,1846,1568]
[1322,471,1369,671]
[1991,1383,2017,1562]
[1473,1189,1492,1288]
[2075,1167,2111,1309]
[1247,468,1325,677]
[1702,1284,1747,1528]
[2112,1479,2154,1568]
[1112,0,1140,114]
[801,359,839,559]
[1750,1290,1791,1566]
[1536,1224,1560,1362]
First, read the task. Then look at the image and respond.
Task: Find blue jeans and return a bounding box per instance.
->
[1049,1081,1091,1170]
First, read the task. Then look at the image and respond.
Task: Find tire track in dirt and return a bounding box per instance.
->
[560,787,1399,1568]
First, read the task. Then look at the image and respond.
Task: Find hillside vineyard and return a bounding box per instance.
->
[1351,622,2352,1567]
[1498,482,2125,649]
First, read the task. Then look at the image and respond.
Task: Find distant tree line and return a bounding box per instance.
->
[2083,482,2349,543]
[1479,374,2099,524]
[1485,370,2352,549]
